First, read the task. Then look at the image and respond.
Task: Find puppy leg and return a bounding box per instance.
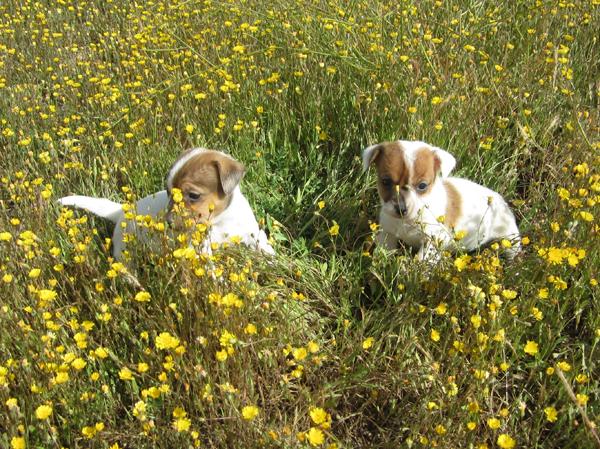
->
[502,231,522,261]
[416,243,442,264]
[416,230,452,264]
[376,229,398,250]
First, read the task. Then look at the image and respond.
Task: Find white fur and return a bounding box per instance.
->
[366,140,520,262]
[59,154,274,260]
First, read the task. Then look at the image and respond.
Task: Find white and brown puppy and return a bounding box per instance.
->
[363,140,520,262]
[59,148,274,260]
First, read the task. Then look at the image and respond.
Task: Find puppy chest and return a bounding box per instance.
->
[382,219,426,249]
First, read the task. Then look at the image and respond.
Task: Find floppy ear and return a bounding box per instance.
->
[214,156,246,195]
[362,144,382,172]
[432,146,456,178]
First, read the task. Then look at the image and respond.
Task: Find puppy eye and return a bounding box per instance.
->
[187,192,202,202]
[416,182,428,191]
[381,177,393,187]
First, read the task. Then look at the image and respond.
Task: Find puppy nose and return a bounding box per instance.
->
[394,204,407,216]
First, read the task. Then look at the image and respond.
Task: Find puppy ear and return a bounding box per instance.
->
[362,144,382,172]
[432,147,456,178]
[214,156,246,195]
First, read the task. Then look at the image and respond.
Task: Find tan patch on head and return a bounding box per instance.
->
[411,147,438,194]
[372,141,410,202]
[170,151,244,222]
[443,180,462,228]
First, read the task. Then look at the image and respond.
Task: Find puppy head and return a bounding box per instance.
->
[166,148,245,223]
[362,140,456,219]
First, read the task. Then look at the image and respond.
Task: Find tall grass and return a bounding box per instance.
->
[0,0,598,448]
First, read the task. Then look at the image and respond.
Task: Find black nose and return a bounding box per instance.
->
[394,204,407,216]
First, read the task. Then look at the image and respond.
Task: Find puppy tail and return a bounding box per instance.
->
[58,195,123,223]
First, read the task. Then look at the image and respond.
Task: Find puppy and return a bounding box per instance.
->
[363,140,520,262]
[59,148,274,260]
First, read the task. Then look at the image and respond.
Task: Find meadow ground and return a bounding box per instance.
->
[0,0,599,448]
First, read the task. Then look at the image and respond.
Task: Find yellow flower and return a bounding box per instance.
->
[11,437,26,449]
[524,340,538,356]
[95,347,109,359]
[293,347,308,361]
[328,222,339,236]
[173,417,191,432]
[134,291,151,302]
[470,315,482,328]
[155,332,180,350]
[306,427,325,446]
[435,302,447,315]
[497,434,516,449]
[430,329,440,342]
[242,405,259,420]
[35,404,53,420]
[487,417,501,429]
[173,407,187,418]
[71,358,86,370]
[557,361,571,372]
[544,406,558,422]
[82,426,97,438]
[307,341,320,353]
[309,407,328,425]
[172,188,183,204]
[53,372,69,384]
[37,289,57,302]
[362,337,374,350]
[576,394,588,406]
[119,367,133,381]
[454,230,466,240]
[454,255,471,271]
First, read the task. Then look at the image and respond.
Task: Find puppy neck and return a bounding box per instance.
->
[209,185,243,225]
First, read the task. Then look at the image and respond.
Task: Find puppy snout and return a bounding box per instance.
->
[393,195,408,216]
[394,203,408,216]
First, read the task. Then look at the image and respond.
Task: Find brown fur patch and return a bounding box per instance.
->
[443,180,462,228]
[373,141,410,202]
[170,152,243,222]
[411,147,437,195]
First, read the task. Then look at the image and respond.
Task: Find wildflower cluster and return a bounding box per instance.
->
[1,0,599,447]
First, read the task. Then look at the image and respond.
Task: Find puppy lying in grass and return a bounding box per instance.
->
[363,140,521,262]
[59,148,274,261]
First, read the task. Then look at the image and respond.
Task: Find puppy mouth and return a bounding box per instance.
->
[382,198,410,218]
[383,203,408,219]
[166,202,205,228]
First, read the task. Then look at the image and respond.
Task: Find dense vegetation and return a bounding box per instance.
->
[0,0,598,448]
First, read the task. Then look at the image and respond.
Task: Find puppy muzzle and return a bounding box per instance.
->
[393,195,408,217]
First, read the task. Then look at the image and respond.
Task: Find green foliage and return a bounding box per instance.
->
[0,0,599,448]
